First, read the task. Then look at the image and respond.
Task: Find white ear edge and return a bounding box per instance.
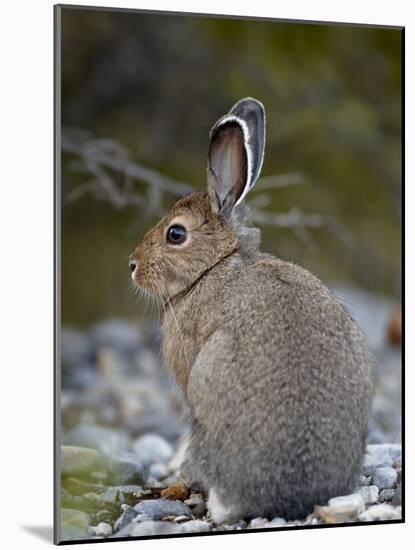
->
[213,114,253,207]
[228,97,266,206]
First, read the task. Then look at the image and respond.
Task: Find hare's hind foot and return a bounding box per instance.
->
[207,488,242,524]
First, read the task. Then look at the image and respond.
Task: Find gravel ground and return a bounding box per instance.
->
[59,285,402,541]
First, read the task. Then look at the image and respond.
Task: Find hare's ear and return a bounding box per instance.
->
[207,97,265,216]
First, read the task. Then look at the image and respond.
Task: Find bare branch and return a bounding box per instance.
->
[62,127,195,197]
[251,207,354,248]
[61,128,353,247]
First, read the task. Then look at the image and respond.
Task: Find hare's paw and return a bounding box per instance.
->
[207,488,239,524]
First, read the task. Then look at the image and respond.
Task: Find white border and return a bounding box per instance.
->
[1,1,410,548]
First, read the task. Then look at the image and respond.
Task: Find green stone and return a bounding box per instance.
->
[61,445,100,475]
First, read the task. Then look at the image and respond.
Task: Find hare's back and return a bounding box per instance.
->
[218,254,373,400]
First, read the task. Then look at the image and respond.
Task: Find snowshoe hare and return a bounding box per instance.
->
[129,98,374,522]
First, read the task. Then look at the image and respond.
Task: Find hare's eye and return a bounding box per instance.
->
[167,224,187,245]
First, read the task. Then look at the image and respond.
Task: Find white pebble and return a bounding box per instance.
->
[249,517,268,528]
[180,520,212,533]
[266,517,287,528]
[328,493,365,515]
[90,522,112,537]
[358,485,379,504]
[366,444,401,467]
[372,467,397,490]
[358,503,401,522]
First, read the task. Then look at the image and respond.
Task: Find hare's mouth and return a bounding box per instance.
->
[131,271,166,301]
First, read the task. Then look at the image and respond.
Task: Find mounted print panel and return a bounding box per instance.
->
[54,4,403,544]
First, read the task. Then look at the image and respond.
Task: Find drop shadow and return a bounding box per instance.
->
[21,525,54,543]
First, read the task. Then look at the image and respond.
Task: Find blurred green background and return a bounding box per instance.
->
[60,8,402,326]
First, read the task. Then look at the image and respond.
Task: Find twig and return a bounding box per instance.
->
[61,128,353,247]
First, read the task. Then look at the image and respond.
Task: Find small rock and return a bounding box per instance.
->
[227,520,247,530]
[359,475,371,486]
[134,513,153,523]
[366,444,401,467]
[358,503,401,522]
[61,328,96,390]
[379,489,395,503]
[65,424,130,456]
[91,319,143,355]
[118,520,180,537]
[133,434,174,466]
[173,515,191,523]
[107,451,147,485]
[150,463,168,480]
[61,476,102,496]
[357,486,379,505]
[160,482,190,501]
[92,510,114,525]
[372,467,397,490]
[266,517,287,528]
[61,446,100,475]
[114,505,137,532]
[89,522,112,537]
[180,520,212,533]
[97,485,142,505]
[315,493,365,524]
[184,493,206,516]
[133,499,191,520]
[362,454,388,476]
[249,517,269,529]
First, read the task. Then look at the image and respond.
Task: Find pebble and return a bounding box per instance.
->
[266,517,287,528]
[61,446,100,475]
[134,513,154,523]
[133,434,174,467]
[107,451,147,485]
[379,489,395,503]
[65,424,130,456]
[359,475,371,486]
[173,515,192,523]
[357,485,379,505]
[249,517,269,529]
[184,493,206,516]
[118,520,181,537]
[59,315,402,539]
[133,499,191,520]
[372,467,397,490]
[358,503,401,522]
[366,444,401,467]
[150,462,168,480]
[89,522,113,537]
[91,319,143,355]
[362,454,388,476]
[179,520,212,533]
[96,485,141,505]
[114,505,137,532]
[315,493,365,523]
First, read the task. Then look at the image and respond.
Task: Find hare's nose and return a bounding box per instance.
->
[129,259,137,273]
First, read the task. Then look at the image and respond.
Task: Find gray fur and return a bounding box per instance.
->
[163,252,374,519]
[131,97,374,521]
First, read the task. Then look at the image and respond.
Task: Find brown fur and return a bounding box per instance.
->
[130,98,374,521]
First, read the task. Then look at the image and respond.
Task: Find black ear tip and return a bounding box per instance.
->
[230,97,265,117]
